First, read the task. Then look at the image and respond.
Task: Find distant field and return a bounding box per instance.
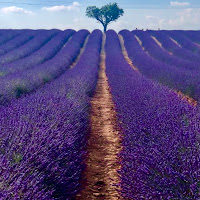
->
[0,29,199,199]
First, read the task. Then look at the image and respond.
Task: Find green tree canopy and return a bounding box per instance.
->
[86,3,124,32]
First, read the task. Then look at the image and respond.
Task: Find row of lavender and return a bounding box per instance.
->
[0,29,25,47]
[0,30,89,105]
[1,29,200,105]
[0,29,74,79]
[120,30,200,101]
[0,30,75,76]
[0,30,102,199]
[0,30,37,56]
[183,30,200,44]
[105,30,200,199]
[0,29,59,65]
[164,30,200,54]
[133,30,200,70]
[147,30,200,64]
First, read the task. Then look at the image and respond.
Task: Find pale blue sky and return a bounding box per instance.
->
[0,0,200,31]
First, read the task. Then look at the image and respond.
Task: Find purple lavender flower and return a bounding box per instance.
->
[105,30,200,199]
[0,29,59,64]
[0,29,102,199]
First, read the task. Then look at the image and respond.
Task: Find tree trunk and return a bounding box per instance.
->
[103,25,107,32]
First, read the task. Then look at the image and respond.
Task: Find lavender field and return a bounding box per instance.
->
[0,29,199,200]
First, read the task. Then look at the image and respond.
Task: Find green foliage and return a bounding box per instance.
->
[12,152,23,164]
[15,85,28,98]
[182,114,190,126]
[0,71,6,77]
[86,3,124,31]
[43,76,50,84]
[185,85,195,97]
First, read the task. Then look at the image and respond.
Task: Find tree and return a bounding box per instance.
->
[86,3,124,32]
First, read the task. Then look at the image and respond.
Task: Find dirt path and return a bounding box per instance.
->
[76,34,122,199]
[151,36,173,55]
[176,90,197,106]
[134,35,150,56]
[194,42,200,47]
[70,35,89,69]
[169,37,182,47]
[119,35,139,72]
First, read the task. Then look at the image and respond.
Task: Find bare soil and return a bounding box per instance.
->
[151,36,173,55]
[134,35,150,56]
[119,35,139,72]
[70,35,89,69]
[76,34,122,200]
[176,90,197,107]
[194,42,200,47]
[169,37,182,47]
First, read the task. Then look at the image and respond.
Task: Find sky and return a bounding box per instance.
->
[0,0,200,31]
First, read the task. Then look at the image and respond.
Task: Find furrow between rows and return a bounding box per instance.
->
[77,33,122,200]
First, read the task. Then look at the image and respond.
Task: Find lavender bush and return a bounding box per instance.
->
[0,30,37,56]
[0,30,22,46]
[0,29,102,199]
[120,30,200,101]
[149,30,200,63]
[0,30,88,105]
[183,31,200,44]
[106,30,200,199]
[0,29,75,76]
[165,30,200,54]
[0,29,59,64]
[133,30,200,70]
